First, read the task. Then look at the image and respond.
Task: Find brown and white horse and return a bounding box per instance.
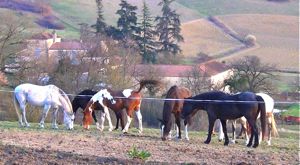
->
[83,80,159,133]
[159,85,195,141]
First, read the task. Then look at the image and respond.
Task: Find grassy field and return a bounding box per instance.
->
[176,0,299,17]
[215,14,299,71]
[180,19,242,58]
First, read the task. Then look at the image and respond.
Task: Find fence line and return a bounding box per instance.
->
[0,89,298,104]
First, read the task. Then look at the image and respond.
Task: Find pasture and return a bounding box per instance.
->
[0,121,299,164]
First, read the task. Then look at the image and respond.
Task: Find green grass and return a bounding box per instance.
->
[176,0,299,17]
[282,104,300,117]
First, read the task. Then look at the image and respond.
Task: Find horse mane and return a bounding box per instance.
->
[57,87,73,115]
[136,79,160,93]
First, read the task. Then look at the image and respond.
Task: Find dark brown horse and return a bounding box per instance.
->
[181,91,266,148]
[83,80,160,133]
[160,85,196,141]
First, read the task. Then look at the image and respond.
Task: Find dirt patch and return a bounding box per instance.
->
[0,128,298,164]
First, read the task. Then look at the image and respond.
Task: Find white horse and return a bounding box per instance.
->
[14,83,74,129]
[218,93,279,145]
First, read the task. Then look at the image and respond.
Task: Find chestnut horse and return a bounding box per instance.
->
[83,80,159,133]
[72,89,124,130]
[181,91,266,148]
[159,85,196,141]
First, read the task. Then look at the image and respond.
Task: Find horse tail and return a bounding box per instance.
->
[257,95,266,141]
[270,114,279,137]
[13,94,22,120]
[136,79,160,93]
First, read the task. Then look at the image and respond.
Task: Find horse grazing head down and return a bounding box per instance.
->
[161,86,192,141]
[82,89,116,129]
[58,87,75,130]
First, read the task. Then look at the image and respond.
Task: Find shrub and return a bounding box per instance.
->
[244,34,256,46]
[127,146,151,161]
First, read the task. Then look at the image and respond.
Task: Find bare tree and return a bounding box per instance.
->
[224,55,276,93]
[180,65,212,95]
[0,12,28,72]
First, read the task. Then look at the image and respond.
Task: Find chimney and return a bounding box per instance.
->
[52,30,57,43]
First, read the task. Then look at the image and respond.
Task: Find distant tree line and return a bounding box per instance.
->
[92,0,184,64]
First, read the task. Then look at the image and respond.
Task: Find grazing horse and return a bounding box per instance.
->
[72,89,124,130]
[181,91,266,148]
[83,80,160,133]
[159,85,195,141]
[218,93,279,145]
[13,83,74,129]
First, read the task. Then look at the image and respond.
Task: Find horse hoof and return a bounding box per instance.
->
[123,132,128,134]
[253,144,259,148]
[204,141,210,144]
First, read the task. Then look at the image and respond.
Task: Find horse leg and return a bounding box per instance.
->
[246,119,259,148]
[114,111,120,130]
[103,107,113,131]
[231,120,236,144]
[39,105,51,128]
[51,106,59,129]
[122,114,132,134]
[267,118,272,145]
[204,116,216,144]
[98,111,105,131]
[217,119,224,142]
[135,110,143,134]
[175,116,181,139]
[220,119,229,146]
[17,102,26,127]
[92,110,99,129]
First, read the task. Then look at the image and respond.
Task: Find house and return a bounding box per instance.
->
[133,61,232,91]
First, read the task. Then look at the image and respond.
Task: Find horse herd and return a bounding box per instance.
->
[12,80,278,148]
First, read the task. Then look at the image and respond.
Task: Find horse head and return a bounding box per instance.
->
[57,88,74,130]
[82,101,94,129]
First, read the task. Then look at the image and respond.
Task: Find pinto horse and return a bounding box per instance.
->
[83,80,160,133]
[218,93,279,145]
[13,83,74,129]
[72,89,124,130]
[160,85,195,141]
[181,91,266,148]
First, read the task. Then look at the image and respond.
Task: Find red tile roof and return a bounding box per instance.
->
[134,61,229,77]
[31,32,54,40]
[49,41,85,50]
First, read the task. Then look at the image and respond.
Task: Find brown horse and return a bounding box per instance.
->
[160,86,196,141]
[83,80,159,133]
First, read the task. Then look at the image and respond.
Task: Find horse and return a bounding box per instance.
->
[13,83,74,130]
[181,91,266,148]
[72,89,124,130]
[218,93,279,146]
[83,80,160,133]
[159,85,196,141]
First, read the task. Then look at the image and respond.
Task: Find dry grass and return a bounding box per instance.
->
[215,14,299,70]
[180,19,242,57]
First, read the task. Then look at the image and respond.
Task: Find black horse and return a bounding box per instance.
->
[72,89,125,130]
[181,91,266,148]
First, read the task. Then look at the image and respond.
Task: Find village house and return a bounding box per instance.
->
[133,61,232,92]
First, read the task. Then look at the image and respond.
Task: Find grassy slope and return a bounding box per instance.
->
[49,0,202,39]
[176,0,299,17]
[180,19,242,57]
[215,14,299,70]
